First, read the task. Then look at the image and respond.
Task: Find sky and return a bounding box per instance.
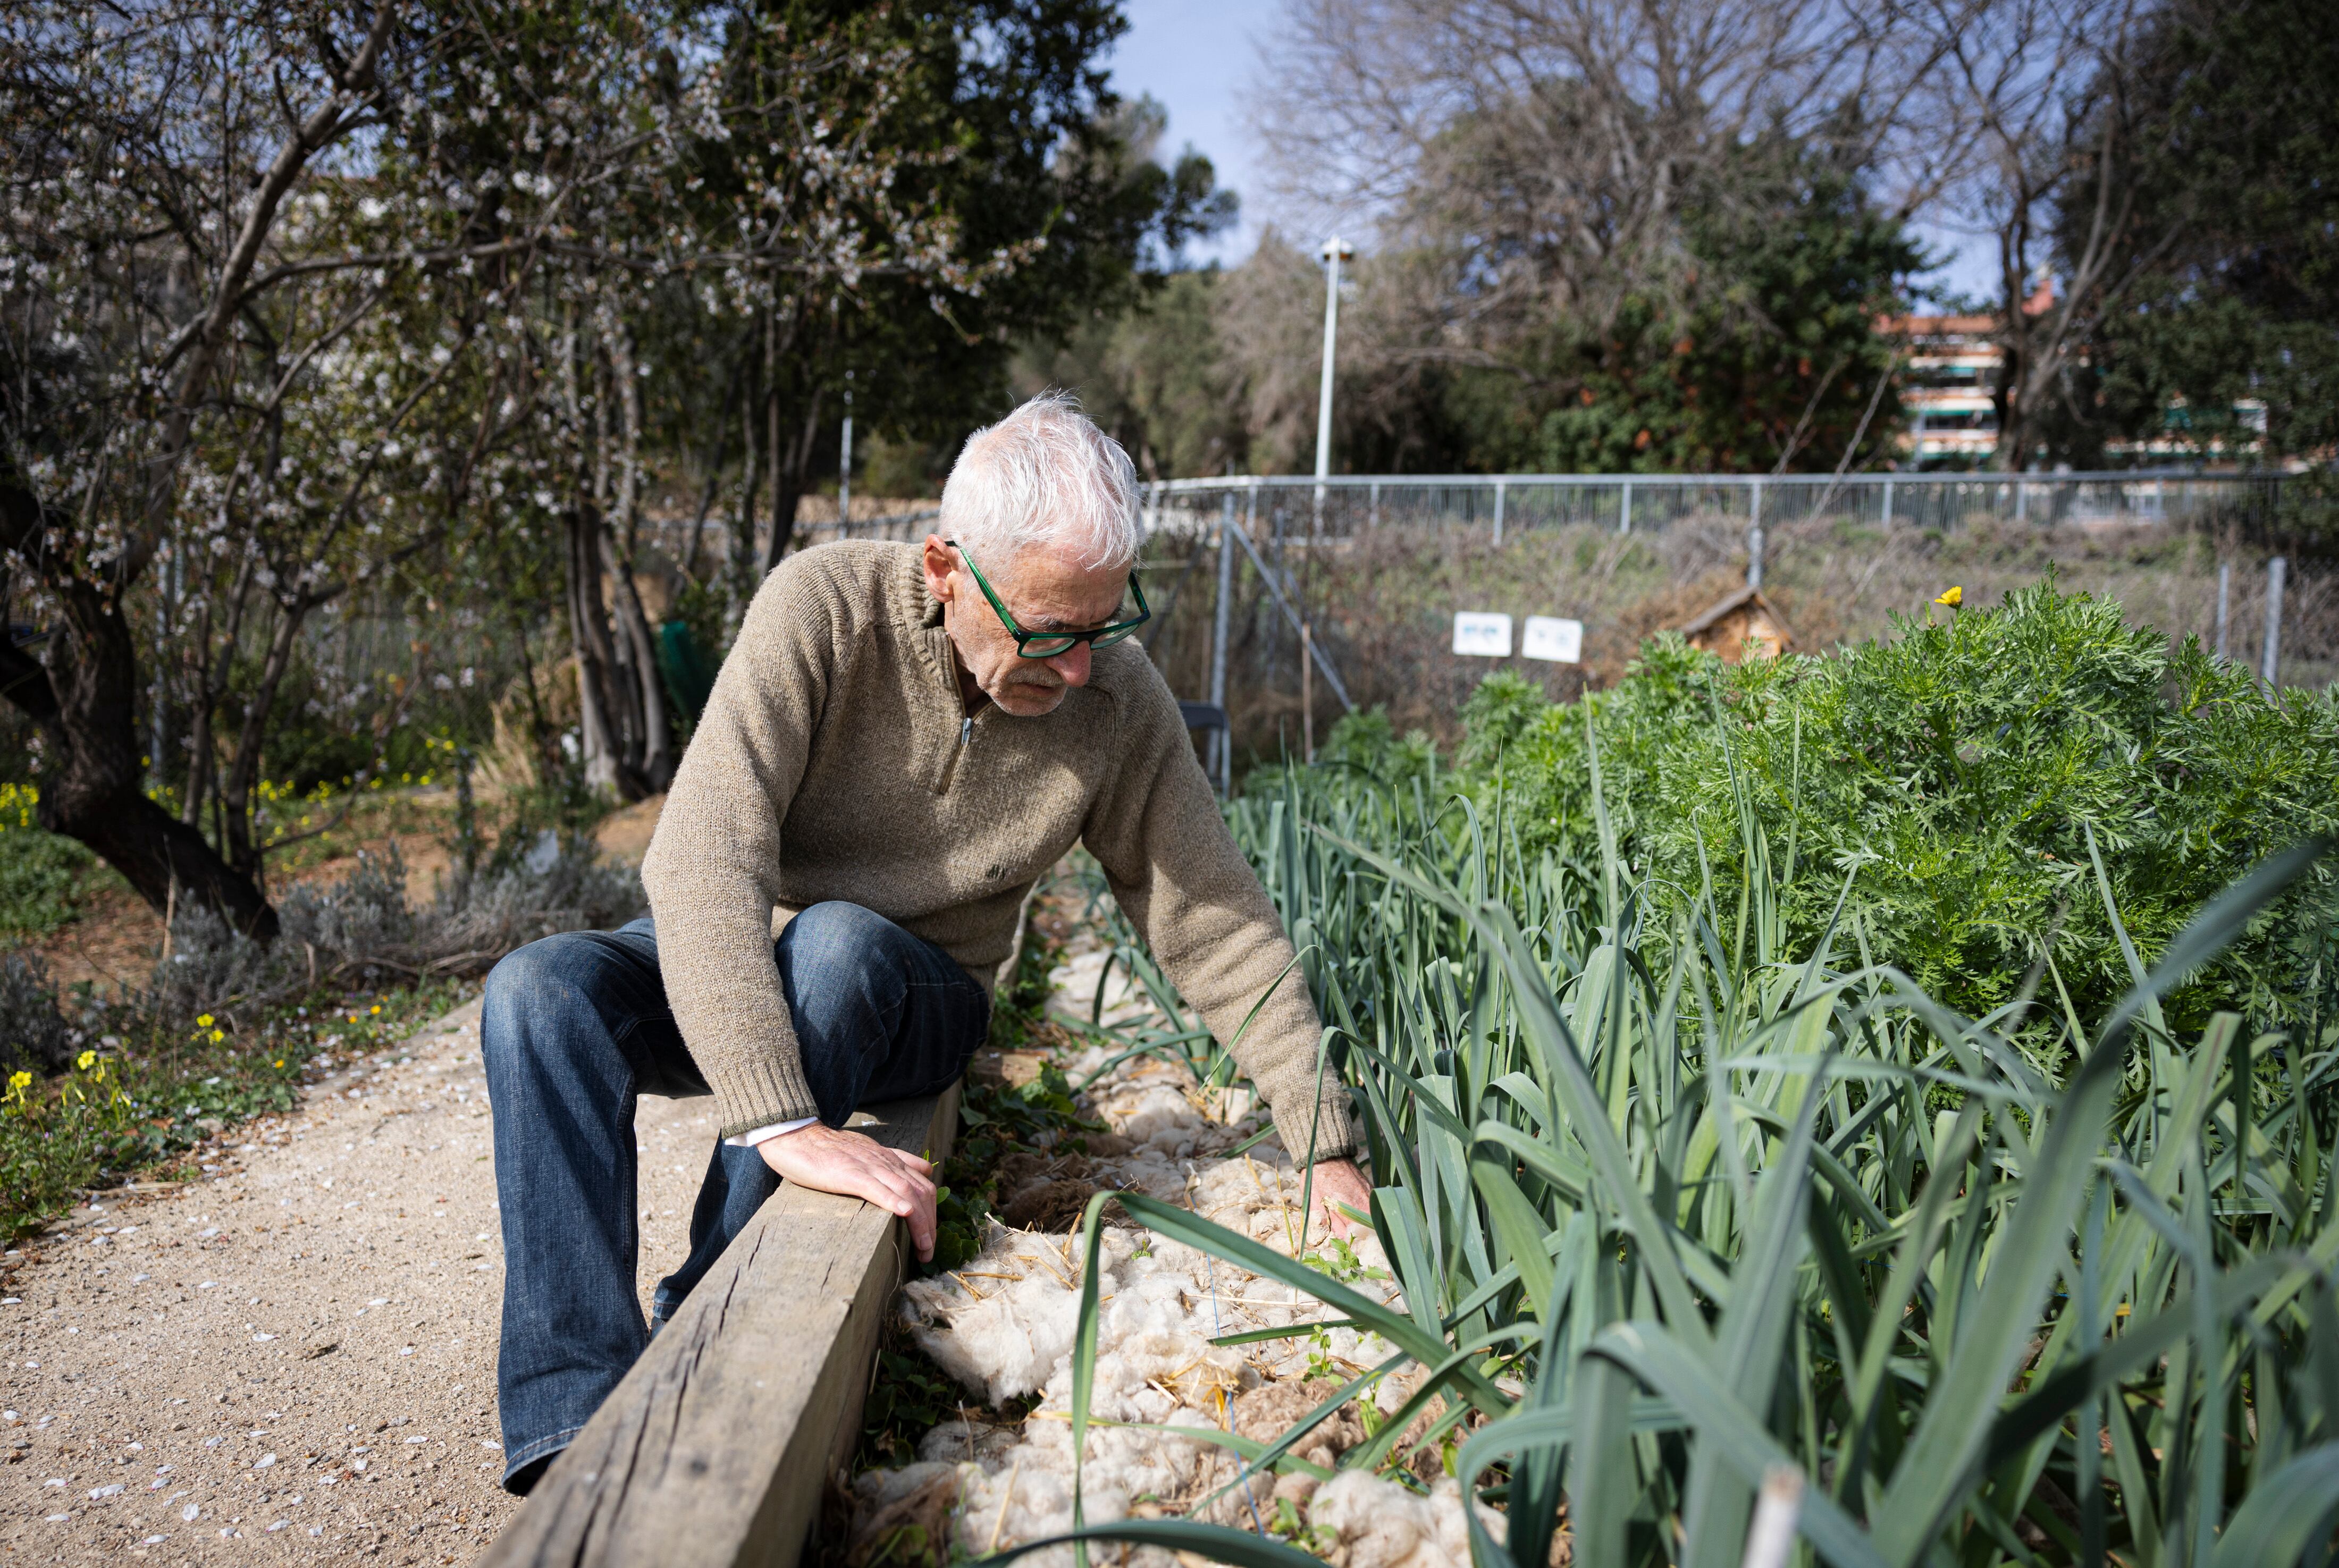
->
[1104,0,1999,298]
[1105,0,1281,268]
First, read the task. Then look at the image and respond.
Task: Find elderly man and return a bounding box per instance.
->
[479,392,1367,1495]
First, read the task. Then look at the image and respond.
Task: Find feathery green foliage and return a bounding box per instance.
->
[1468,580,2339,1033]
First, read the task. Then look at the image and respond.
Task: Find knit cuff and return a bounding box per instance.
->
[706,1046,822,1143]
[1273,1088,1358,1168]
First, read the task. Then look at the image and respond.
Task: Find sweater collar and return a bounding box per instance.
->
[897,544,964,702]
[905,545,947,630]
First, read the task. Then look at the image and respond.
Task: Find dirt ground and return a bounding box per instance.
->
[0,993,721,1566]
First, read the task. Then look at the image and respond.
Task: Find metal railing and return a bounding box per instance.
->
[1144,470,2288,568]
[791,505,939,547]
[1125,469,2322,782]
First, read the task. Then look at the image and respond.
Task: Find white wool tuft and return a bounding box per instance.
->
[901,1228,1125,1406]
[1106,1082,1210,1149]
[952,1409,1220,1567]
[1309,1472,1486,1568]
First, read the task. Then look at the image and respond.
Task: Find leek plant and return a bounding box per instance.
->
[986,713,2339,1568]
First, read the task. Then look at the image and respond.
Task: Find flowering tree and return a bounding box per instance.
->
[0,0,422,933]
[0,0,1046,925]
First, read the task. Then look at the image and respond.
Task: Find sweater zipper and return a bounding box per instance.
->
[938,710,973,792]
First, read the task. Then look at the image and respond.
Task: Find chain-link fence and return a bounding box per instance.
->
[231,472,2321,809]
[1149,469,2285,539]
[1133,471,2328,781]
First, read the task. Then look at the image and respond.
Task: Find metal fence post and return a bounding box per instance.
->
[2014,477,2027,524]
[2215,561,2231,659]
[1369,480,1380,528]
[1492,479,1506,546]
[1746,479,1764,589]
[2262,555,2287,688]
[1210,491,1234,791]
[1881,477,1894,528]
[1619,479,1633,535]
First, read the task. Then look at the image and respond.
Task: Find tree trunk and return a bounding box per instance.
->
[179,675,213,830]
[683,358,740,583]
[566,507,627,796]
[610,571,672,791]
[0,448,275,936]
[728,333,763,635]
[10,586,274,937]
[219,595,319,885]
[763,390,825,575]
[761,309,783,572]
[608,322,674,791]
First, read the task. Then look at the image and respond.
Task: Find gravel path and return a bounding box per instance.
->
[1,994,718,1567]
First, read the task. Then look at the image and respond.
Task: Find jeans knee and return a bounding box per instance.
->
[781,903,907,1023]
[784,902,896,976]
[483,933,619,1077]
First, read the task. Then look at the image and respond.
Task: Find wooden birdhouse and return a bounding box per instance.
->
[1678,586,1795,663]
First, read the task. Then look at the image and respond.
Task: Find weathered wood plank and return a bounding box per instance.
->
[481,1084,960,1568]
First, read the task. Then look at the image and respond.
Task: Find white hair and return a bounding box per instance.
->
[938,391,1142,575]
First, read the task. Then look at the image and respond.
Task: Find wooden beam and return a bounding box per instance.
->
[481,1084,960,1568]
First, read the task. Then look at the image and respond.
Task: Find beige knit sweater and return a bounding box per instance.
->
[639,540,1353,1165]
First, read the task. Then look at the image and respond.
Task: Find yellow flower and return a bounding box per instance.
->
[273,1059,284,1068]
[209,1029,225,1044]
[197,1013,214,1028]
[75,1049,96,1071]
[370,1005,381,1015]
[1933,585,1963,607]
[6,1069,29,1095]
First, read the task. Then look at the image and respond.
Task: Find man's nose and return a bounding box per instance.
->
[1044,643,1092,687]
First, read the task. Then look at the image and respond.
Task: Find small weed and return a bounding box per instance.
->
[855,1333,979,1470]
[1301,1324,1340,1383]
[1300,1235,1386,1285]
[1266,1494,1338,1553]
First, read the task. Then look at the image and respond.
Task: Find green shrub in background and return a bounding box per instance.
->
[0,783,91,938]
[1450,579,2339,1043]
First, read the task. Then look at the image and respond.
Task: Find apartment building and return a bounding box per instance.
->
[1874,278,2051,468]
[1877,277,2268,468]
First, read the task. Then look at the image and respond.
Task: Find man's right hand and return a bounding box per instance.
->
[755,1123,939,1261]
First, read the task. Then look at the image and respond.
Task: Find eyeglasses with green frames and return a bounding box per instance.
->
[947,539,1149,658]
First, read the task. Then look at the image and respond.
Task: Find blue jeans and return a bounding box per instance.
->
[481,903,988,1491]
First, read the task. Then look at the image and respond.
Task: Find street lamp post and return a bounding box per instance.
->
[1312,236,1353,523]
[836,370,854,532]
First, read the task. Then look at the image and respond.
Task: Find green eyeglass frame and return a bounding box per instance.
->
[947,539,1149,658]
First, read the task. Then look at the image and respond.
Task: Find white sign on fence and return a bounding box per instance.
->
[1452,612,1513,657]
[1522,616,1584,663]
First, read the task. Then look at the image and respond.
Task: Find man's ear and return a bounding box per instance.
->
[921,534,957,603]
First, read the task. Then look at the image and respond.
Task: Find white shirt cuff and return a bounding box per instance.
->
[723,1116,819,1148]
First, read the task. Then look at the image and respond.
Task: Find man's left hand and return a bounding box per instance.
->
[1306,1157,1374,1239]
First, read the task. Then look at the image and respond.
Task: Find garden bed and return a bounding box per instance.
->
[835,903,1492,1568]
